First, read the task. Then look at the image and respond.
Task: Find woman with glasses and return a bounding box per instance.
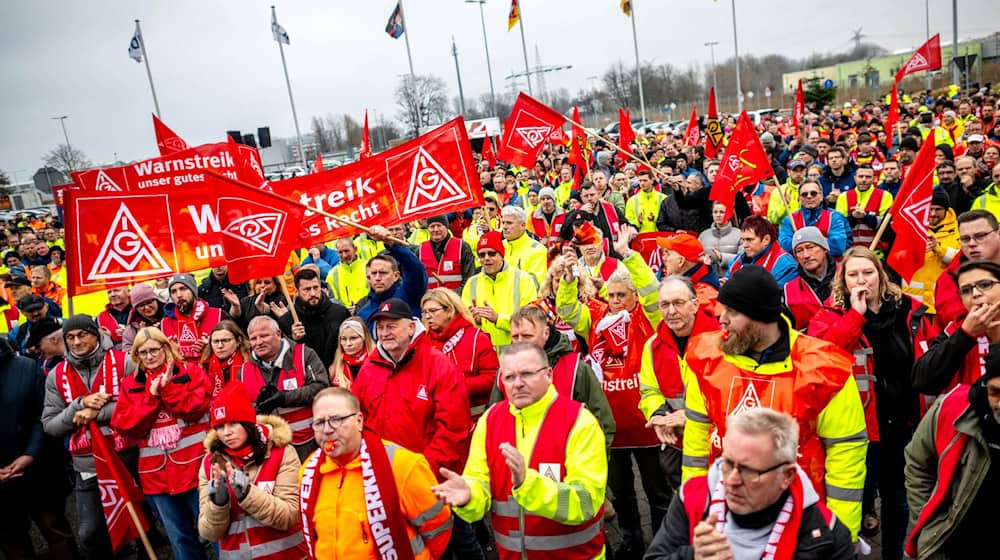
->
[200,320,251,397]
[122,283,164,354]
[421,288,498,421]
[328,317,374,389]
[197,382,305,558]
[808,247,936,558]
[112,327,212,560]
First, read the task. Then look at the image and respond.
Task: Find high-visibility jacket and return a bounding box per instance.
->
[239,345,313,445]
[328,258,369,310]
[33,281,66,309]
[625,190,667,233]
[638,311,719,422]
[903,208,960,314]
[556,252,660,340]
[408,227,430,246]
[353,236,384,262]
[835,187,893,249]
[503,234,547,290]
[454,386,607,559]
[160,301,223,363]
[420,236,463,290]
[0,304,18,336]
[781,208,851,257]
[462,264,539,347]
[767,181,803,224]
[682,324,868,539]
[583,256,622,300]
[555,181,574,207]
[971,183,1000,220]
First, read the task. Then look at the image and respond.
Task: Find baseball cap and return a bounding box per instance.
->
[968,134,985,143]
[371,298,413,321]
[17,294,46,312]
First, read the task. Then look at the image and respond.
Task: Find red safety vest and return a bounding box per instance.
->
[601,201,621,241]
[783,277,824,331]
[904,384,972,559]
[202,447,306,559]
[52,350,134,454]
[485,394,604,560]
[530,211,567,250]
[595,257,620,282]
[97,309,125,344]
[791,209,833,237]
[730,243,789,277]
[160,304,223,362]
[420,237,463,290]
[2,306,19,332]
[844,188,888,248]
[239,345,313,445]
[551,352,579,397]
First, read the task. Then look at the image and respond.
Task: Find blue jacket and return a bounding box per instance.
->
[356,243,428,332]
[301,246,340,281]
[818,166,856,196]
[778,207,851,257]
[727,243,799,288]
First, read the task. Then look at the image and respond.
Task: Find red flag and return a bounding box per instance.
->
[313,153,324,173]
[886,131,935,281]
[89,423,149,552]
[885,82,900,139]
[684,107,700,147]
[618,108,635,155]
[709,111,772,220]
[704,87,724,159]
[152,114,189,155]
[497,92,567,168]
[895,34,942,83]
[569,106,590,173]
[360,110,373,159]
[791,80,804,137]
[481,136,496,169]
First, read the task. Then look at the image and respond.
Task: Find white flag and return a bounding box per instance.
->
[128,22,144,63]
[271,13,290,45]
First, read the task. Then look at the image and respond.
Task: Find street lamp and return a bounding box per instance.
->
[51,115,75,172]
[465,0,498,118]
[704,41,719,95]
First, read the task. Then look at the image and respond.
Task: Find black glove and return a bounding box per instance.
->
[255,385,280,412]
[256,390,285,414]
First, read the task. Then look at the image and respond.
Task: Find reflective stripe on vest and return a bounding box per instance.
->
[239,345,314,445]
[601,201,621,240]
[846,188,886,247]
[421,237,463,290]
[137,416,210,473]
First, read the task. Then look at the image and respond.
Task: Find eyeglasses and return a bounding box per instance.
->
[799,191,822,198]
[211,337,236,346]
[958,278,1000,297]
[658,299,695,311]
[311,413,357,431]
[478,250,499,258]
[718,457,789,483]
[500,366,549,384]
[958,230,998,244]
[421,307,445,317]
[136,346,164,358]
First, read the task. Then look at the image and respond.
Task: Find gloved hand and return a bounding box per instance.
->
[256,390,285,414]
[230,468,250,502]
[255,385,281,413]
[208,474,230,506]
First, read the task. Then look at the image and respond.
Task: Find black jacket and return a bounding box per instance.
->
[198,273,250,309]
[0,340,45,467]
[277,296,349,368]
[912,328,1000,396]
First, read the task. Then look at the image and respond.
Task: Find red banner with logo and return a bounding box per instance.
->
[269,117,484,245]
[684,107,700,147]
[497,92,567,168]
[887,129,935,281]
[791,80,804,137]
[153,114,189,155]
[89,423,149,553]
[709,111,772,220]
[705,87,724,159]
[895,34,942,83]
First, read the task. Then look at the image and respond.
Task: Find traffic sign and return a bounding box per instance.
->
[823,79,834,89]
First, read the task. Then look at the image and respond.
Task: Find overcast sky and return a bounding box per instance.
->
[2,0,997,181]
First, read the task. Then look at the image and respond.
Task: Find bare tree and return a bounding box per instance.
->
[395,74,450,137]
[43,144,91,174]
[311,116,332,153]
[0,170,9,186]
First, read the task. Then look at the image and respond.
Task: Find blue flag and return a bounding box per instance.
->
[385,2,404,39]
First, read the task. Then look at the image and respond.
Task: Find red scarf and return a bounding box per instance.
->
[709,467,805,560]
[207,353,245,397]
[299,429,415,560]
[175,300,208,359]
[145,363,182,449]
[221,423,270,468]
[426,315,473,354]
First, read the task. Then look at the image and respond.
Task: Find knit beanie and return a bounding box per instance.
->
[210,382,258,428]
[426,215,449,228]
[168,273,197,295]
[62,314,101,339]
[791,226,830,253]
[717,265,782,323]
[130,283,159,306]
[538,187,556,201]
[477,231,505,257]
[931,187,951,209]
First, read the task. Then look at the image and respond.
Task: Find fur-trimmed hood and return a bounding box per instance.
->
[202,414,293,451]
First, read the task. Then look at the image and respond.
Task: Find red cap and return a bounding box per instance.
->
[210,382,257,428]
[476,230,505,257]
[656,233,705,262]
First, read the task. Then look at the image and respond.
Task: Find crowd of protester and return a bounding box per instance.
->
[2,84,1000,560]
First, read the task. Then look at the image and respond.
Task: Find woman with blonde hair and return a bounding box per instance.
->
[112,327,212,560]
[808,246,935,556]
[199,320,251,397]
[328,317,374,389]
[421,288,497,420]
[535,254,605,351]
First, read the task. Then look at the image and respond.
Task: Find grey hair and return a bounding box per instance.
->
[725,408,799,465]
[606,269,636,292]
[501,205,527,224]
[659,274,697,299]
[247,315,281,334]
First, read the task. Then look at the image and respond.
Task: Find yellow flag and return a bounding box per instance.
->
[621,0,631,16]
[508,0,520,31]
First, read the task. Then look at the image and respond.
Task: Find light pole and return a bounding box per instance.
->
[705,41,719,95]
[451,36,466,116]
[51,115,74,171]
[465,0,498,118]
[730,0,743,112]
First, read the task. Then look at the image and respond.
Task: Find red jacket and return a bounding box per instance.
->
[934,255,965,328]
[353,332,473,479]
[111,361,212,495]
[425,315,498,421]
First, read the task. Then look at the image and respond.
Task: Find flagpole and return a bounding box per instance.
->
[397,0,423,133]
[629,4,647,126]
[517,4,533,95]
[135,20,161,118]
[125,501,158,560]
[271,6,307,170]
[730,0,743,112]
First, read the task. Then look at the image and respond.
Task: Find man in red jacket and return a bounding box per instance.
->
[934,209,1000,327]
[353,298,479,559]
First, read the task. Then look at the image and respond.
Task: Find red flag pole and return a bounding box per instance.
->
[125,502,158,560]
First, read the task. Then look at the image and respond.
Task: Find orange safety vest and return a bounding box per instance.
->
[239,345,313,445]
[485,394,604,559]
[529,211,567,251]
[844,188,888,249]
[202,447,306,559]
[685,331,853,500]
[420,237,463,290]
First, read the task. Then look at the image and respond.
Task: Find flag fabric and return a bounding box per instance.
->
[684,107,700,147]
[313,153,324,174]
[620,1,632,17]
[360,110,372,159]
[704,87,724,159]
[152,114,189,156]
[496,92,567,168]
[89,423,149,552]
[885,82,900,140]
[385,2,405,39]
[709,111,772,220]
[481,136,496,169]
[791,79,804,137]
[894,34,941,83]
[271,11,290,44]
[886,132,935,281]
[617,108,635,155]
[508,0,520,31]
[128,22,144,63]
[569,106,590,173]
